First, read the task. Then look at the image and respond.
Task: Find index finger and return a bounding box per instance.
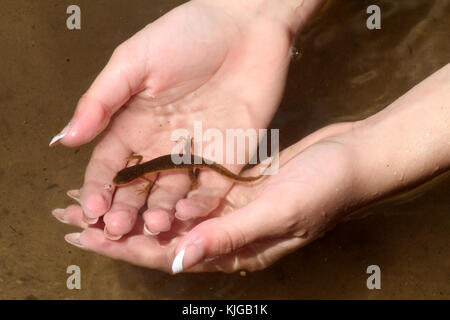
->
[80,133,131,223]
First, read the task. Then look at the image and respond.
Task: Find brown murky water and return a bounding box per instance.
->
[0,0,449,299]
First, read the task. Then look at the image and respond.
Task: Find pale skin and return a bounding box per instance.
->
[51,0,450,273]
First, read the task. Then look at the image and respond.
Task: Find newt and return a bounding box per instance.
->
[113,154,263,194]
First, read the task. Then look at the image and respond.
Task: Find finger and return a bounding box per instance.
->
[189,237,304,273]
[102,178,149,240]
[51,205,87,228]
[143,171,191,235]
[80,134,131,223]
[64,229,173,272]
[174,169,235,220]
[50,38,147,148]
[52,205,104,230]
[171,190,299,274]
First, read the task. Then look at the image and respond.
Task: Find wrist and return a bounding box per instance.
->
[200,0,326,37]
[343,73,450,206]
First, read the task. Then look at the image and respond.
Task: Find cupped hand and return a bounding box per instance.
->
[51,0,325,239]
[54,121,363,273]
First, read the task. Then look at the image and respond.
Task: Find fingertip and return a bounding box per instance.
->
[52,208,68,224]
[143,209,172,234]
[65,232,84,249]
[104,226,123,241]
[59,93,113,148]
[103,209,137,236]
[144,223,160,236]
[83,192,110,220]
[175,187,223,221]
[172,240,206,274]
[175,198,211,221]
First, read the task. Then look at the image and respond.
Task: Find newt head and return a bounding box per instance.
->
[113,165,143,186]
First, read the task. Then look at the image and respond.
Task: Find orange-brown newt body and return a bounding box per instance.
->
[113,154,262,192]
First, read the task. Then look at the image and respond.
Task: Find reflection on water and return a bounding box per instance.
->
[0,0,449,299]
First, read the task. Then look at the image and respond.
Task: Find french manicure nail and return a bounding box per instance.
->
[49,132,66,147]
[66,190,81,204]
[144,224,160,236]
[172,248,186,274]
[172,242,205,274]
[104,227,122,241]
[49,121,73,147]
[82,213,99,225]
[65,233,84,248]
[52,208,68,223]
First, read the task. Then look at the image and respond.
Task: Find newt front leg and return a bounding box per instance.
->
[127,155,143,166]
[137,176,156,195]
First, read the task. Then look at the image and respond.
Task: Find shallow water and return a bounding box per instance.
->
[0,0,449,299]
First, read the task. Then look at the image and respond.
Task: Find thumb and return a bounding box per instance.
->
[49,40,147,147]
[171,192,296,274]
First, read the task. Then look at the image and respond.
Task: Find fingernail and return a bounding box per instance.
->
[82,213,98,225]
[52,208,68,224]
[49,122,72,147]
[104,226,122,241]
[65,233,84,248]
[174,211,190,221]
[66,189,81,204]
[172,248,186,274]
[144,224,160,236]
[49,132,66,147]
[172,242,205,274]
[203,256,219,263]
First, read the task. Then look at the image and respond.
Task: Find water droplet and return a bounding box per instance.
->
[291,47,302,61]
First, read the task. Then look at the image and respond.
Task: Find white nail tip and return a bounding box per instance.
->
[143,224,160,236]
[64,234,84,248]
[66,190,81,204]
[172,248,186,274]
[49,132,66,146]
